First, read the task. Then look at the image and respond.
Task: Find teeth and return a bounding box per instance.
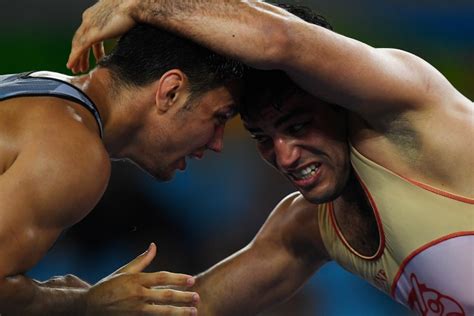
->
[292,164,319,180]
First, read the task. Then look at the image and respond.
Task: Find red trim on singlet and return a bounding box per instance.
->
[397,175,474,204]
[390,231,474,297]
[350,145,474,205]
[328,172,386,260]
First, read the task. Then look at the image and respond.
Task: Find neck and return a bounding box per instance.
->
[70,68,147,158]
[332,168,381,256]
[334,169,372,217]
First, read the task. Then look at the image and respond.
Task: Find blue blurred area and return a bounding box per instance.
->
[2,0,471,315]
[137,137,272,238]
[306,263,411,315]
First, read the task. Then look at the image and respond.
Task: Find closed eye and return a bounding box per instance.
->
[250,134,270,144]
[216,108,238,124]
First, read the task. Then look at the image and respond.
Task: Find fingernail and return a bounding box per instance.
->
[141,244,152,255]
[193,293,200,302]
[145,243,153,253]
[191,307,197,316]
[187,277,195,286]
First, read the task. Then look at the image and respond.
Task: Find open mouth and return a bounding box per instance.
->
[287,162,322,188]
[289,163,321,180]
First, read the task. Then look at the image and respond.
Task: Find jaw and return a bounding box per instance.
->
[289,162,350,204]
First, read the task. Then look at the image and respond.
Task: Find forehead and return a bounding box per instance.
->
[244,93,326,130]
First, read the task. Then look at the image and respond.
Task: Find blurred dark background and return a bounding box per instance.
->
[1,0,472,315]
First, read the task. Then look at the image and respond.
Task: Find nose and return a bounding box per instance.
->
[273,137,300,170]
[206,124,225,153]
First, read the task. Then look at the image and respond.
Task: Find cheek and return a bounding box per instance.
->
[189,124,215,145]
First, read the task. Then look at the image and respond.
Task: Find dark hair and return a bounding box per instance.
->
[273,2,333,31]
[99,23,245,98]
[241,3,333,120]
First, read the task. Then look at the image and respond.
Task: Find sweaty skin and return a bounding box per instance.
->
[0,59,244,316]
[67,1,474,315]
[69,0,473,197]
[0,91,199,315]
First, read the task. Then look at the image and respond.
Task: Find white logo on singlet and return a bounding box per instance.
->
[393,234,473,315]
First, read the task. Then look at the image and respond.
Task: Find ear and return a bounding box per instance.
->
[155,69,188,114]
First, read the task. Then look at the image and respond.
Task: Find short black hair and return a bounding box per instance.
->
[273,2,333,31]
[99,23,245,98]
[241,3,333,120]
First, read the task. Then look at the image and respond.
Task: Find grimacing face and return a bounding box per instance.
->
[140,82,242,181]
[244,92,351,204]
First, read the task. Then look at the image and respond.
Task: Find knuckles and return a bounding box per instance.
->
[159,289,175,302]
[154,271,170,283]
[64,273,78,281]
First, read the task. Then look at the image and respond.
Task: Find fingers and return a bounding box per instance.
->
[142,305,197,316]
[68,50,89,74]
[68,41,104,74]
[92,42,105,63]
[145,288,200,306]
[79,48,90,74]
[67,6,93,71]
[140,271,195,288]
[68,27,89,72]
[117,243,158,274]
[67,1,138,72]
[67,42,103,74]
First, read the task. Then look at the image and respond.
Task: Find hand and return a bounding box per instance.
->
[84,243,199,316]
[67,0,137,74]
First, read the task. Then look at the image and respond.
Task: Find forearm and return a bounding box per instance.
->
[192,247,267,316]
[128,0,439,113]
[129,0,290,69]
[191,244,310,316]
[0,275,87,315]
[129,0,373,106]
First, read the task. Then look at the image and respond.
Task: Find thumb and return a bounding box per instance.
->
[116,242,157,274]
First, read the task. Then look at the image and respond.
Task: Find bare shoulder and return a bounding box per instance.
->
[375,48,467,112]
[351,49,473,194]
[0,98,110,276]
[255,192,329,261]
[0,96,111,227]
[266,192,318,227]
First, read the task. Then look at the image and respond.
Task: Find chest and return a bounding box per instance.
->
[332,183,381,258]
[321,155,474,315]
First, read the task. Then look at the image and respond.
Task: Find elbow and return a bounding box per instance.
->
[259,19,292,69]
[243,0,293,69]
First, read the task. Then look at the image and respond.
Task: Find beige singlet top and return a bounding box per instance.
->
[318,145,474,315]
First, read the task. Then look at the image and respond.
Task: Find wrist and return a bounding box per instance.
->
[71,287,89,316]
[32,285,89,316]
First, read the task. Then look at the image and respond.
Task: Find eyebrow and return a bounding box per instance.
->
[274,108,308,129]
[245,108,308,134]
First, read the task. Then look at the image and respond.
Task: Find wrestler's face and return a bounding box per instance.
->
[244,92,350,203]
[138,81,241,181]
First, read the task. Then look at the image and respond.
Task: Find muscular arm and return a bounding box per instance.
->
[69,0,465,120]
[0,96,205,315]
[192,193,330,315]
[0,125,110,314]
